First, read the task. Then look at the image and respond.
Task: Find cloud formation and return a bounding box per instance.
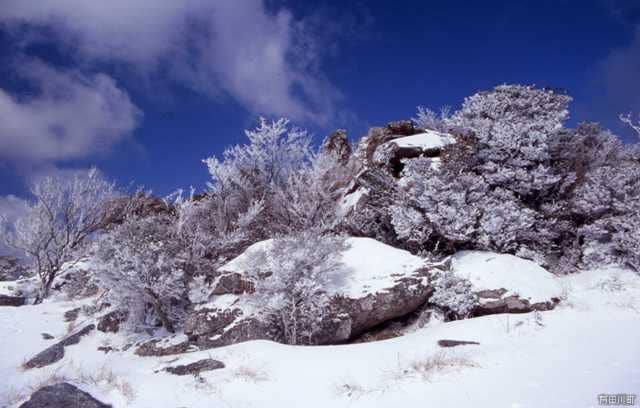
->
[0,0,341,125]
[0,60,140,164]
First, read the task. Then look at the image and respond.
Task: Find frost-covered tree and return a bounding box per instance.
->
[0,168,116,301]
[447,84,571,198]
[94,214,186,333]
[273,151,352,232]
[245,231,348,345]
[412,105,451,131]
[620,112,640,141]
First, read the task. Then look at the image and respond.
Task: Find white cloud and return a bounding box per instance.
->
[0,59,141,163]
[0,0,341,125]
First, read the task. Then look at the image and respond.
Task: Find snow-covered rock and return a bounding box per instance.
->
[183,237,431,349]
[391,131,457,151]
[451,251,562,315]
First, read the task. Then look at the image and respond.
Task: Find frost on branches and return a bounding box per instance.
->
[244,231,349,345]
[0,168,117,301]
[429,270,478,320]
[95,214,186,333]
[447,84,571,198]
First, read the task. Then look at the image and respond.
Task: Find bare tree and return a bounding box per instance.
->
[619,113,640,140]
[0,168,116,302]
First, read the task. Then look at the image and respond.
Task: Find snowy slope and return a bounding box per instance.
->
[451,251,562,303]
[2,266,639,407]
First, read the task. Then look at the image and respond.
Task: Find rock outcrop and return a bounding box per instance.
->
[20,383,110,408]
[0,256,26,281]
[183,237,432,349]
[24,324,95,369]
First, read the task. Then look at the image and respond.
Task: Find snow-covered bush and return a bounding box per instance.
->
[0,168,117,301]
[245,231,349,345]
[94,214,186,333]
[447,84,571,198]
[429,270,477,319]
[412,105,451,131]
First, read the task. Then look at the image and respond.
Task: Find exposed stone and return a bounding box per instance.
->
[97,310,128,333]
[41,333,54,340]
[0,294,26,307]
[54,269,99,299]
[164,358,225,376]
[211,273,254,295]
[24,325,95,369]
[322,129,352,164]
[19,383,111,408]
[473,294,559,316]
[437,339,480,348]
[135,337,195,357]
[385,120,421,136]
[64,308,81,322]
[0,256,27,281]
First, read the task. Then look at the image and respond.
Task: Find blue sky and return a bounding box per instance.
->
[0,0,639,203]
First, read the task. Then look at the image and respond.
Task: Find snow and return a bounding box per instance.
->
[337,237,426,297]
[221,237,426,299]
[391,130,456,150]
[451,251,562,303]
[2,266,639,407]
[337,187,368,217]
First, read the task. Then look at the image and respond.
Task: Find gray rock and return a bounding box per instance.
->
[0,256,27,281]
[41,333,54,340]
[24,325,95,369]
[164,358,225,376]
[19,383,111,408]
[474,294,559,316]
[0,294,26,307]
[64,308,81,322]
[437,339,480,348]
[321,129,352,164]
[97,310,128,333]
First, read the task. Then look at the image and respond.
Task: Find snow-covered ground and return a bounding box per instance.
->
[2,266,639,407]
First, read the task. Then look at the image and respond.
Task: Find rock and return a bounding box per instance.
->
[97,310,128,333]
[437,339,480,348]
[54,269,99,299]
[385,120,421,136]
[135,335,196,357]
[0,256,27,281]
[64,308,81,323]
[450,251,562,317]
[24,325,95,369]
[474,295,558,316]
[184,237,433,349]
[322,129,352,164]
[19,383,111,408]
[41,333,54,340]
[164,358,225,376]
[211,273,254,295]
[0,294,26,307]
[338,168,399,244]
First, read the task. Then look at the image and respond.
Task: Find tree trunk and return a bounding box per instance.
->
[144,288,175,333]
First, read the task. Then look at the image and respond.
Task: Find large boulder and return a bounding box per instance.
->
[20,383,110,408]
[450,251,562,316]
[184,237,432,348]
[372,130,456,176]
[97,310,129,333]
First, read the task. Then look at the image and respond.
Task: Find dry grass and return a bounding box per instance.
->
[333,380,368,399]
[385,351,478,384]
[5,362,136,407]
[230,365,269,383]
